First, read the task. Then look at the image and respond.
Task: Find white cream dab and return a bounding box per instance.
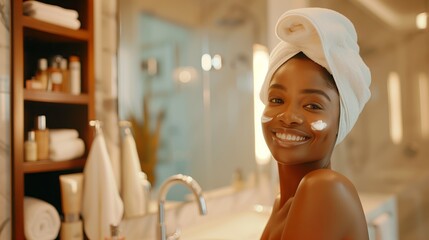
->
[261,115,273,123]
[311,120,327,131]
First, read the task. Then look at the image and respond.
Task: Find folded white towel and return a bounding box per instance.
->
[23,1,79,19]
[24,10,81,30]
[121,131,146,218]
[260,8,371,144]
[24,197,61,240]
[49,138,85,161]
[82,133,123,240]
[49,129,79,143]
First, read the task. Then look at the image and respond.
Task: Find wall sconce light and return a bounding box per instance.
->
[253,44,271,165]
[387,72,403,144]
[201,54,223,71]
[416,12,427,29]
[173,67,198,84]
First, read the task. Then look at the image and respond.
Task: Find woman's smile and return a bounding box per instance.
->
[271,128,311,147]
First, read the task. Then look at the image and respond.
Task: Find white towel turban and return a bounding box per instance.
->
[260,8,371,144]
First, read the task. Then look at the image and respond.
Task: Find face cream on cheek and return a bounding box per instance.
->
[311,120,328,131]
[261,115,273,123]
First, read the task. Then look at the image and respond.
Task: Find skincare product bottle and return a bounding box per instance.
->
[69,56,81,95]
[35,58,48,90]
[59,173,84,240]
[49,56,63,92]
[24,131,37,162]
[34,115,50,160]
[60,58,70,93]
[60,221,83,240]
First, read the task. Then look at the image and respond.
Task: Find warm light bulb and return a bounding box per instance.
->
[416,12,427,29]
[201,54,212,71]
[253,44,271,165]
[212,54,222,70]
[387,72,403,144]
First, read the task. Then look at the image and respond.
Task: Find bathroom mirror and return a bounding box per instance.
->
[117,1,429,236]
[118,0,267,198]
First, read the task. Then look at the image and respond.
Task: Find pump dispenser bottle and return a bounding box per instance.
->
[34,115,50,160]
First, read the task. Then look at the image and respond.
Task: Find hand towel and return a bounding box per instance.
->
[121,131,146,218]
[49,129,79,143]
[23,1,79,19]
[24,10,81,30]
[259,8,371,144]
[24,197,61,240]
[82,133,123,240]
[49,138,85,161]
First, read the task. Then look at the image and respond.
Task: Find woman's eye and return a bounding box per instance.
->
[269,98,283,104]
[305,104,322,110]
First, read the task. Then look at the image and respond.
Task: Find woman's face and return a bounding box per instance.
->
[262,57,340,166]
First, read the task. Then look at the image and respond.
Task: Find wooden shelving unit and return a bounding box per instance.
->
[11,1,94,239]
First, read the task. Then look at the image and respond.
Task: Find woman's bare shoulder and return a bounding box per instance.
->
[295,169,363,215]
[299,169,356,192]
[282,169,368,239]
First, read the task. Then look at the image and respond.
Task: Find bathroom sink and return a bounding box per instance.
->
[180,205,271,240]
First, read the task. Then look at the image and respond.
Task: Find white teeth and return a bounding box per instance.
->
[276,133,306,141]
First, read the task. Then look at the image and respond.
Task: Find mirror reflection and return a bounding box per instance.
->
[117,1,429,238]
[119,0,267,195]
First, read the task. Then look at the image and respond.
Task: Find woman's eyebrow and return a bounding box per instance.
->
[301,89,331,102]
[268,83,286,91]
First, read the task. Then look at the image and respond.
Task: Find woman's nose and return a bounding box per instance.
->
[276,109,304,126]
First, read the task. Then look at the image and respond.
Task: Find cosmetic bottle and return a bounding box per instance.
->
[60,58,70,93]
[34,115,50,160]
[49,56,63,92]
[24,131,37,162]
[35,58,48,90]
[60,173,84,240]
[69,56,81,95]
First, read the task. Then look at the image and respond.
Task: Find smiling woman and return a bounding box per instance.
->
[259,8,371,240]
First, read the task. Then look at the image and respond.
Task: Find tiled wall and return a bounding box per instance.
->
[0,0,11,239]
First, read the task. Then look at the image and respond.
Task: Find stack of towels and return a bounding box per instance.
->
[24,197,60,240]
[49,129,85,161]
[23,0,81,30]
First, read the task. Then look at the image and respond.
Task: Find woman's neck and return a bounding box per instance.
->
[277,160,331,206]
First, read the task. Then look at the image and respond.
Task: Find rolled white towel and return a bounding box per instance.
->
[49,138,85,161]
[24,197,60,240]
[49,129,79,143]
[23,1,79,19]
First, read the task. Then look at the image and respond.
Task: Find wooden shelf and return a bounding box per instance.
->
[11,0,94,239]
[22,15,89,42]
[23,158,86,173]
[24,89,89,104]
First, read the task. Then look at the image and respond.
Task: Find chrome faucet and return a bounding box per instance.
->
[157,174,207,240]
